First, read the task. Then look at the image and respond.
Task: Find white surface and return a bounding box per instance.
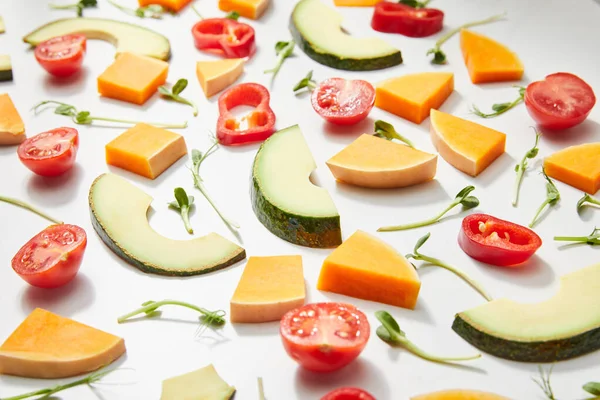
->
[1,1,599,399]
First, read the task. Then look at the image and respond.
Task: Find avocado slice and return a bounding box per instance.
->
[251,125,341,248]
[0,55,12,82]
[290,0,402,71]
[161,364,235,400]
[453,263,600,362]
[23,18,171,61]
[89,173,245,276]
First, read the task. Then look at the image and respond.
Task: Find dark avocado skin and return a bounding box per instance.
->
[289,14,402,71]
[452,314,600,362]
[251,142,342,249]
[89,176,245,277]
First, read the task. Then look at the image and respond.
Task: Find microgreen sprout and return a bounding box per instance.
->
[406,233,492,301]
[258,377,266,400]
[529,168,560,228]
[264,40,295,81]
[533,365,556,400]
[117,300,226,330]
[583,381,600,397]
[49,0,97,17]
[107,0,167,19]
[190,140,240,230]
[512,129,541,206]
[374,119,415,148]
[32,100,187,129]
[375,311,481,363]
[158,78,198,116]
[427,13,506,64]
[0,196,62,224]
[472,86,526,119]
[225,11,240,20]
[554,226,600,246]
[577,193,600,211]
[378,186,479,231]
[169,188,195,234]
[293,70,317,94]
[398,0,432,8]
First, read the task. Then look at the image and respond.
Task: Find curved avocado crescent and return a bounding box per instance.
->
[23,18,171,61]
[453,263,600,362]
[89,173,245,276]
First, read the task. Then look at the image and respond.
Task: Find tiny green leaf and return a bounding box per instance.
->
[375,310,402,336]
[293,71,317,93]
[398,0,431,7]
[172,79,188,95]
[225,10,240,20]
[460,196,480,209]
[413,232,430,253]
[265,40,295,80]
[174,187,190,208]
[373,119,415,148]
[455,185,475,201]
[491,102,511,112]
[158,79,198,116]
[472,86,526,118]
[529,168,561,228]
[583,382,600,396]
[170,188,194,234]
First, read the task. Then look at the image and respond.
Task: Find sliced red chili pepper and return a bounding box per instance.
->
[191,18,256,58]
[371,3,444,38]
[216,83,276,145]
[458,213,542,267]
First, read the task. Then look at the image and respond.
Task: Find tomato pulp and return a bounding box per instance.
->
[458,214,542,267]
[371,2,444,37]
[311,78,375,125]
[280,303,370,373]
[18,127,79,177]
[12,224,87,288]
[192,18,256,58]
[524,72,596,130]
[34,34,86,77]
[321,387,376,400]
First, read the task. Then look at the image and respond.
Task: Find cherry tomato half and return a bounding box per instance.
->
[371,2,444,38]
[321,387,376,400]
[524,72,596,130]
[18,127,79,177]
[280,302,370,373]
[12,224,87,288]
[458,214,542,267]
[311,78,375,125]
[34,34,86,77]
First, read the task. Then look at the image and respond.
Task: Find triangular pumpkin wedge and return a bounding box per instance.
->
[0,308,125,378]
[326,134,437,188]
[544,143,600,194]
[411,389,510,400]
[196,58,244,98]
[375,72,454,124]
[460,29,524,84]
[0,93,25,145]
[317,230,421,309]
[430,109,505,177]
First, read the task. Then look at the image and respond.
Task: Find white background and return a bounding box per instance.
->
[1,0,600,399]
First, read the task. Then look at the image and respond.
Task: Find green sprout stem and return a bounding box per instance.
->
[192,4,204,19]
[374,119,415,148]
[513,130,541,207]
[554,227,600,246]
[264,40,295,80]
[1,369,117,400]
[529,169,560,228]
[472,86,525,119]
[107,0,165,18]
[0,196,63,224]
[258,377,266,400]
[533,365,556,400]
[89,116,187,128]
[577,193,600,210]
[117,299,226,327]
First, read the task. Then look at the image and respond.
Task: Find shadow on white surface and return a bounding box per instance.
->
[42,66,90,95]
[473,152,516,189]
[322,117,374,145]
[106,153,189,190]
[385,346,487,375]
[294,358,391,399]
[477,254,555,290]
[232,321,279,337]
[26,164,85,207]
[20,273,96,316]
[577,205,600,222]
[333,179,450,207]
[539,119,600,146]
[438,90,464,117]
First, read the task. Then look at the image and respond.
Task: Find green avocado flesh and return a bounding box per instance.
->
[251,125,341,248]
[23,18,171,61]
[290,0,402,71]
[453,263,600,362]
[161,364,235,400]
[0,55,12,82]
[89,173,245,276]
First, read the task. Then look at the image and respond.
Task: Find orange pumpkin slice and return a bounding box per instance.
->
[460,29,524,84]
[430,109,506,177]
[0,308,125,378]
[411,389,510,400]
[544,143,600,194]
[326,134,437,188]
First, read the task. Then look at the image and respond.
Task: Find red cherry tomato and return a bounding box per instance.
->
[458,214,542,267]
[524,72,596,130]
[321,387,376,400]
[18,127,79,177]
[280,303,370,373]
[34,34,86,77]
[311,78,375,125]
[12,224,87,288]
[371,2,444,37]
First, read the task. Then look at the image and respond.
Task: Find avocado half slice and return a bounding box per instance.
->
[290,0,402,71]
[89,173,245,276]
[453,263,600,362]
[251,125,341,248]
[23,18,171,61]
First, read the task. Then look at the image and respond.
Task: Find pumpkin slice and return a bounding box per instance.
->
[460,29,524,84]
[411,389,510,400]
[430,109,505,177]
[196,58,244,98]
[317,230,421,309]
[0,308,125,379]
[326,134,437,188]
[544,143,600,194]
[375,72,454,124]
[0,93,25,145]
[138,0,192,12]
[219,0,269,19]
